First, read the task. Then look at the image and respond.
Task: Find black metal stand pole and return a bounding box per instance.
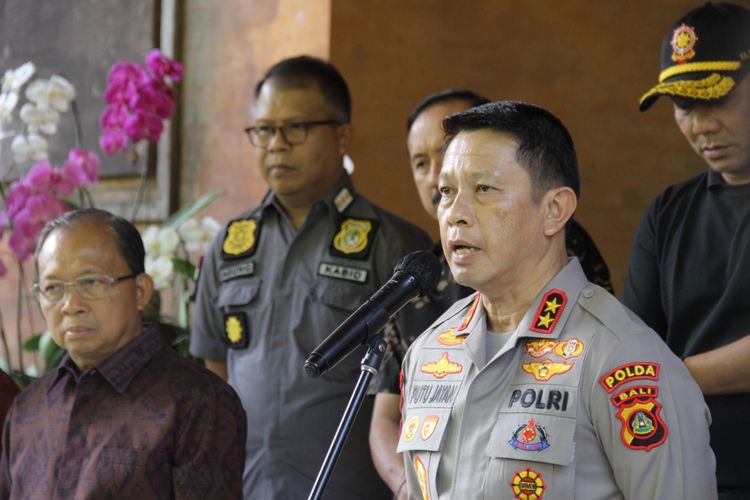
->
[307,335,388,500]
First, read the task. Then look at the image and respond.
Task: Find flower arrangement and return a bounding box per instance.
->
[0,50,217,379]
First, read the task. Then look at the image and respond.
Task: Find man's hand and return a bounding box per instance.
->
[369,393,407,498]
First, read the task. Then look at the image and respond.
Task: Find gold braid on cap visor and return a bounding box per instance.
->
[640,72,736,105]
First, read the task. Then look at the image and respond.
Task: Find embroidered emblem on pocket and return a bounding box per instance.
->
[330,218,378,259]
[403,415,419,442]
[510,467,546,500]
[508,418,550,452]
[222,219,259,259]
[224,312,249,348]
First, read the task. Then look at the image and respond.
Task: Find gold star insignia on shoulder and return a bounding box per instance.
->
[530,289,567,334]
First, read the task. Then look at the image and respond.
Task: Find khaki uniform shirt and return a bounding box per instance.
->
[191,175,431,499]
[399,259,716,500]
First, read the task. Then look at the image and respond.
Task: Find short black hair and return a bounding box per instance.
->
[255,55,351,122]
[443,100,580,200]
[35,208,146,276]
[407,89,490,131]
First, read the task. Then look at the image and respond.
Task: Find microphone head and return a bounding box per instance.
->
[394,250,441,294]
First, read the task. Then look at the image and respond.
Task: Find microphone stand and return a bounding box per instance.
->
[307,334,388,500]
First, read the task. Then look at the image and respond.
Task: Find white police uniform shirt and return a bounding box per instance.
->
[398,259,716,500]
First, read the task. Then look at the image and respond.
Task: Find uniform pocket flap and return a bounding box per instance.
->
[312,280,368,312]
[397,407,451,453]
[486,412,575,466]
[215,279,262,307]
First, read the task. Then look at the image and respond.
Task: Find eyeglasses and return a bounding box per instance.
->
[244,120,342,148]
[32,274,136,303]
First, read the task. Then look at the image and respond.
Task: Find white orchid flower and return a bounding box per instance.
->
[25,76,76,113]
[0,91,19,123]
[145,255,175,291]
[178,216,221,254]
[19,103,60,135]
[143,225,180,258]
[11,133,48,162]
[1,62,35,93]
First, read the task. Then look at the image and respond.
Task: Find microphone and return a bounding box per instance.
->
[304,250,441,378]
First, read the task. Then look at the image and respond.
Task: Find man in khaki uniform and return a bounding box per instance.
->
[398,100,716,499]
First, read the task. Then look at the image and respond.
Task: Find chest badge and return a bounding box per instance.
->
[222,219,259,259]
[330,218,378,259]
[508,418,550,452]
[403,415,420,442]
[420,352,463,379]
[421,416,439,440]
[436,328,465,346]
[223,312,249,348]
[555,338,584,359]
[529,289,567,334]
[522,359,573,381]
[525,339,557,358]
[510,467,546,500]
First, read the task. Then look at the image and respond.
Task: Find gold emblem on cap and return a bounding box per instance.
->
[226,315,244,344]
[333,218,372,254]
[223,219,257,256]
[671,23,698,64]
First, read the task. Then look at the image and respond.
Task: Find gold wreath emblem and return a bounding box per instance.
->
[333,218,371,254]
[223,219,257,256]
[225,315,243,344]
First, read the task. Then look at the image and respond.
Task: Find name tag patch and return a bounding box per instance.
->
[409,383,460,407]
[508,387,571,412]
[219,261,255,282]
[318,262,368,283]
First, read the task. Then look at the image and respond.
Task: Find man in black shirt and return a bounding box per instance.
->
[623,3,750,498]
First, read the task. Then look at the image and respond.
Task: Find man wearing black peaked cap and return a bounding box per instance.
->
[623,3,750,498]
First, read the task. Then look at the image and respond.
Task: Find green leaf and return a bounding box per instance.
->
[22,333,43,352]
[172,257,197,278]
[38,331,66,371]
[163,191,221,229]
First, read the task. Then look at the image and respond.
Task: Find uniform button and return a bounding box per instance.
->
[582,288,594,299]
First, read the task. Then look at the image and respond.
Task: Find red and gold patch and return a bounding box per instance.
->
[421,415,439,440]
[611,385,659,407]
[525,339,557,358]
[671,23,698,64]
[437,328,465,346]
[615,392,668,451]
[522,359,573,381]
[599,362,660,393]
[554,338,584,359]
[403,415,419,442]
[420,352,463,379]
[457,293,481,331]
[529,289,567,334]
[415,456,429,500]
[510,467,546,500]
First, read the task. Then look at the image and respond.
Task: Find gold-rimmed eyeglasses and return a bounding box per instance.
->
[244,119,342,148]
[32,274,136,303]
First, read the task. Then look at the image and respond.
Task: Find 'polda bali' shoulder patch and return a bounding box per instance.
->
[614,390,668,451]
[223,312,249,348]
[330,217,379,260]
[599,362,660,393]
[529,289,567,334]
[222,218,261,259]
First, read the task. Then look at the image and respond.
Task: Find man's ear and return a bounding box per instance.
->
[337,123,353,156]
[542,186,578,237]
[134,273,155,311]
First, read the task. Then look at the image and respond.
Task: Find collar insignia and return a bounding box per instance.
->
[330,217,378,260]
[222,218,260,259]
[508,418,550,452]
[421,415,439,440]
[510,467,546,500]
[224,312,249,348]
[671,24,698,64]
[529,289,567,334]
[521,359,573,381]
[420,352,463,379]
[457,294,481,331]
[334,187,354,213]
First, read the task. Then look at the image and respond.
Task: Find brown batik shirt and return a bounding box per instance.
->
[0,324,246,499]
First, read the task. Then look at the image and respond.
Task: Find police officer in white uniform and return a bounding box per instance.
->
[398,100,716,499]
